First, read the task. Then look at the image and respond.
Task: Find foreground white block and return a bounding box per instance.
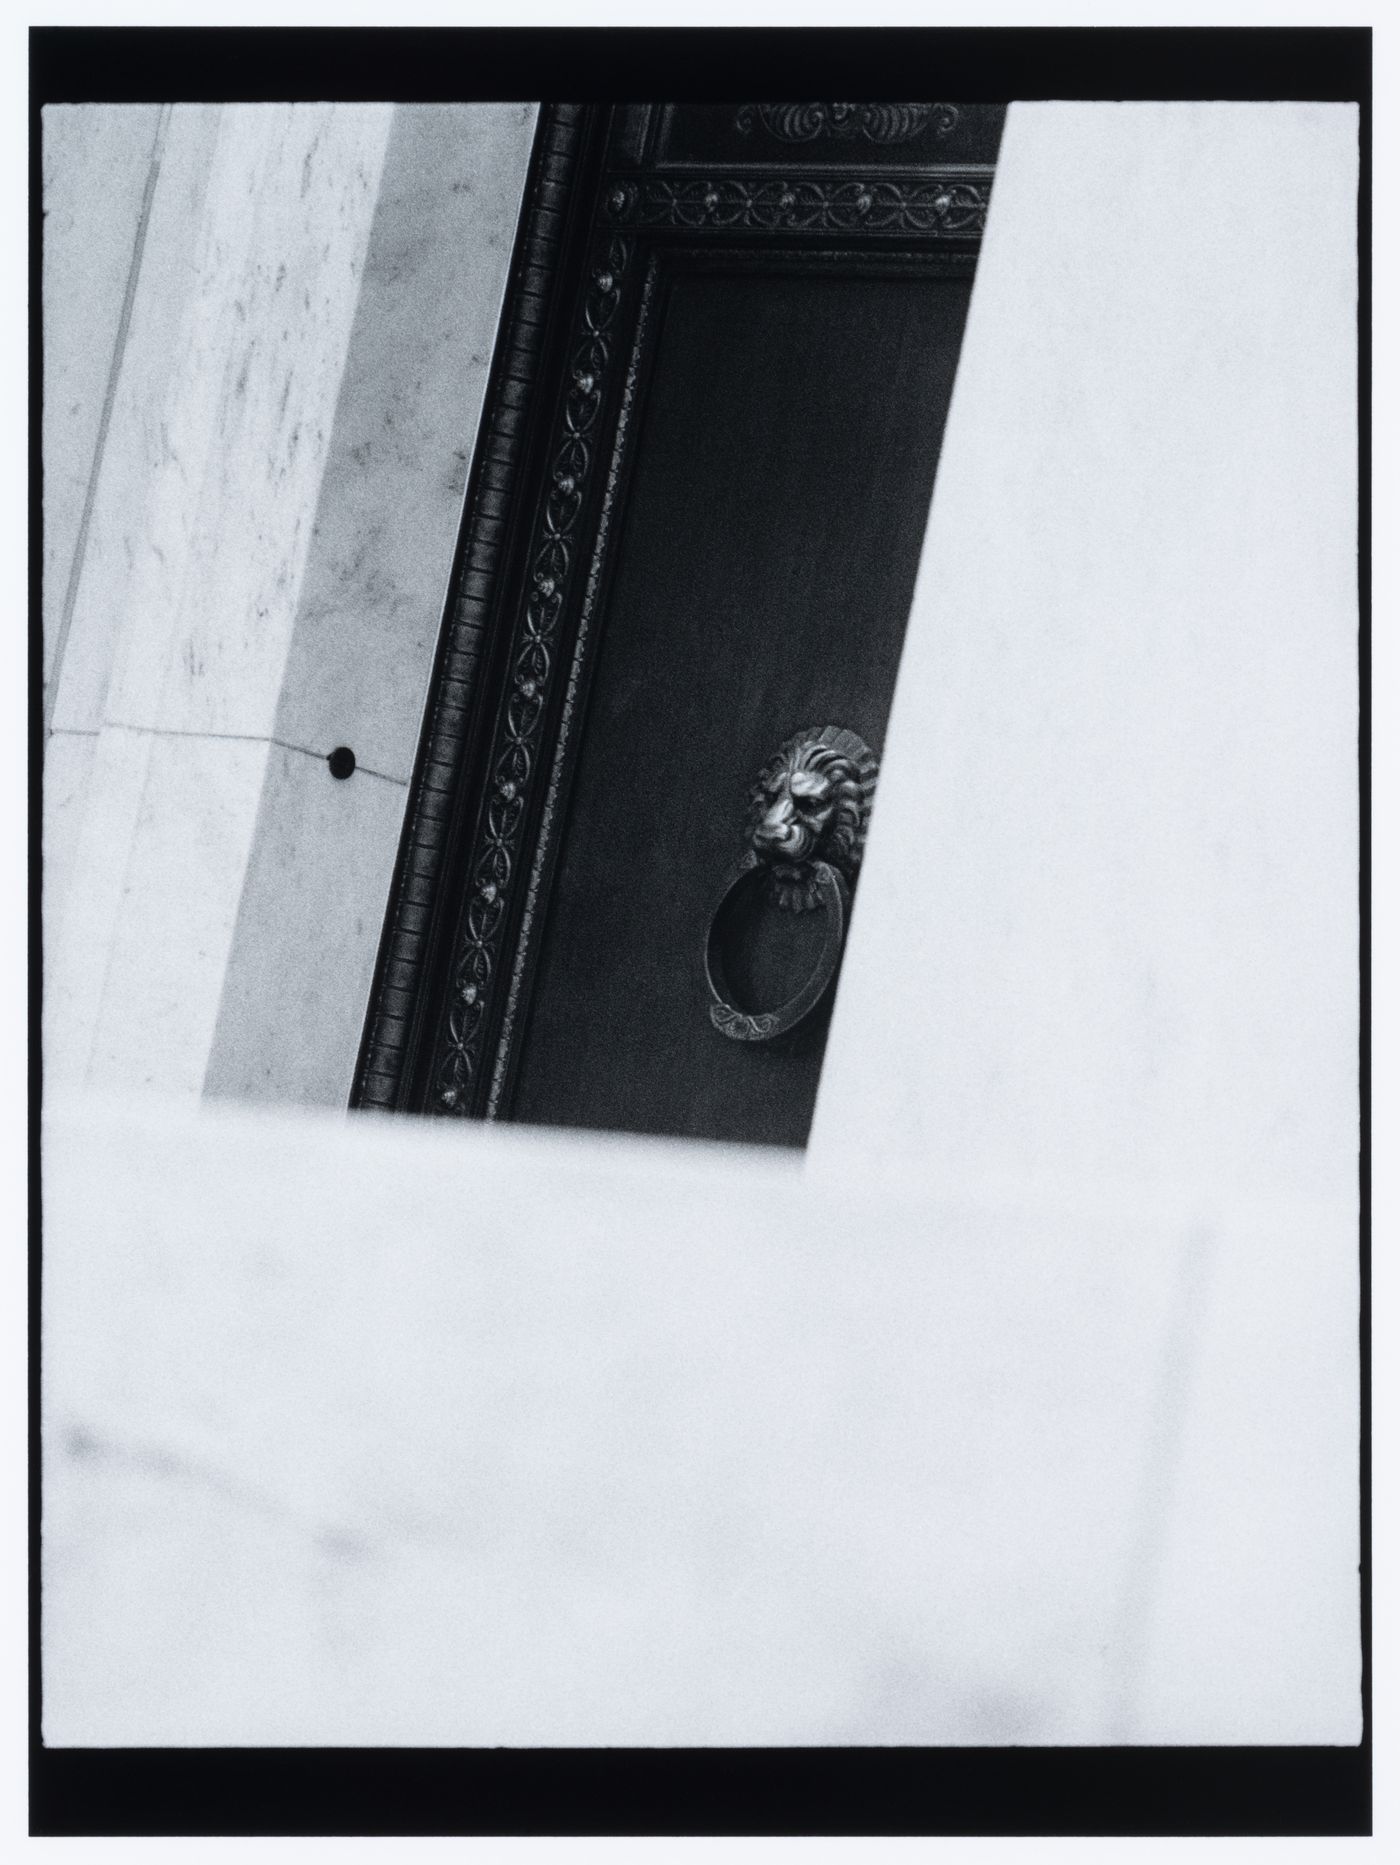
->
[42,1095,1358,1747]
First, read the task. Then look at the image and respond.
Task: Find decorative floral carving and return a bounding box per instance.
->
[433,234,634,1114]
[604,174,989,236]
[709,1003,779,1041]
[486,260,661,1117]
[352,104,590,1117]
[734,102,957,144]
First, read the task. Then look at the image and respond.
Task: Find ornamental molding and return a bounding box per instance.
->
[486,257,660,1116]
[352,103,590,1116]
[431,231,636,1114]
[734,102,958,144]
[603,173,989,237]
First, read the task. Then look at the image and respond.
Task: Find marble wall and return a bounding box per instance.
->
[43,103,535,1105]
[203,104,536,1107]
[42,102,173,982]
[813,102,1361,1741]
[42,104,166,702]
[42,1089,1356,1746]
[816,102,1359,1221]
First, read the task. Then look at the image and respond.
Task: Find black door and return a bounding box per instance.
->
[355,102,1004,1147]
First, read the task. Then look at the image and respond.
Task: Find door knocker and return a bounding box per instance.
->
[704,726,879,1042]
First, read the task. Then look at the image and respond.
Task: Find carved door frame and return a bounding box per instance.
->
[352,102,1001,1119]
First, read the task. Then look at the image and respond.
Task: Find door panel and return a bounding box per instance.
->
[512,260,973,1144]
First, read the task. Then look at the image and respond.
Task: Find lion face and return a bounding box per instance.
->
[751,758,850,866]
[746,729,877,911]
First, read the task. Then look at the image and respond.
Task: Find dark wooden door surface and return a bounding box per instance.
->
[511,260,973,1144]
[354,103,1004,1145]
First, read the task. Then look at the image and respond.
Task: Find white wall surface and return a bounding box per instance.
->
[41,101,192,973]
[808,100,1362,1747]
[41,103,165,700]
[41,1091,1357,1747]
[815,102,1359,1222]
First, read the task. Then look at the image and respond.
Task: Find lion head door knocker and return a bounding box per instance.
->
[704,726,879,1042]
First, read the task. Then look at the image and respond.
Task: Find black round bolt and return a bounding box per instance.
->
[327,746,356,780]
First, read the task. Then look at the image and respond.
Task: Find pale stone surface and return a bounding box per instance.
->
[44,103,534,1109]
[44,104,225,979]
[814,103,1359,1218]
[47,105,225,737]
[43,104,396,1098]
[202,105,535,1108]
[41,105,164,695]
[96,104,395,743]
[202,746,410,1107]
[40,730,97,984]
[807,102,1361,1748]
[45,1094,1201,1747]
[1125,1200,1362,1742]
[47,729,271,1098]
[273,103,538,784]
[46,721,172,1093]
[41,1095,1358,1744]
